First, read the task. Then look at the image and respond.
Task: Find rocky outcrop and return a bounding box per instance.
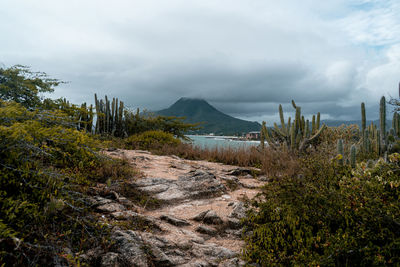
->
[81,149,264,266]
[134,170,226,203]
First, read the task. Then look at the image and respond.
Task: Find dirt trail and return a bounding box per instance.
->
[99,149,265,266]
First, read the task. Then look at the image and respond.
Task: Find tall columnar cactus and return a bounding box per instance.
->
[265,100,326,152]
[337,139,344,166]
[380,96,386,154]
[260,121,266,149]
[376,129,381,155]
[94,94,125,137]
[363,129,371,153]
[361,102,366,133]
[350,144,357,168]
[393,112,400,137]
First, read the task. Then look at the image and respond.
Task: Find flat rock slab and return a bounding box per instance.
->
[134,170,226,203]
[160,214,191,226]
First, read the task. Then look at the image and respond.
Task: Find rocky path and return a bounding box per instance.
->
[85,149,264,267]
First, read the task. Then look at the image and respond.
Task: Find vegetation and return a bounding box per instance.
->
[243,151,400,266]
[260,100,326,152]
[0,100,133,265]
[125,130,182,150]
[0,65,61,108]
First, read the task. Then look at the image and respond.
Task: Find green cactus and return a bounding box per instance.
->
[376,129,381,156]
[361,102,366,133]
[337,139,344,166]
[380,96,386,154]
[350,144,356,168]
[260,121,266,149]
[265,100,326,152]
[393,112,399,137]
[94,94,125,137]
[279,104,286,133]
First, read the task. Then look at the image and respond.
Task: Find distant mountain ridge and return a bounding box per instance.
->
[157,98,261,135]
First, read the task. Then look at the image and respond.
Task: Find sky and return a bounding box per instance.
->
[1,0,399,123]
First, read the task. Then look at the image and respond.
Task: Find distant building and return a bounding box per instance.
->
[246,131,260,140]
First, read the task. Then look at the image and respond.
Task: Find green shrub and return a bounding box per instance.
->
[0,100,132,265]
[125,130,181,150]
[243,152,400,266]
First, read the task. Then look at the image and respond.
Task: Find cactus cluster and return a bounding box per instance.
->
[94,94,126,137]
[338,95,400,167]
[260,100,326,151]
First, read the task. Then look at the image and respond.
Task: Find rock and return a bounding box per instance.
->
[229,202,247,219]
[257,175,269,182]
[88,196,113,207]
[192,210,223,225]
[110,230,148,267]
[148,245,175,266]
[97,202,126,213]
[219,257,246,267]
[192,243,237,262]
[78,247,103,264]
[195,225,217,236]
[227,218,242,229]
[192,210,209,221]
[202,210,223,225]
[101,252,120,267]
[178,170,226,199]
[111,211,162,231]
[225,229,243,238]
[134,171,226,203]
[160,214,191,226]
[178,259,211,267]
[228,167,254,176]
[116,196,139,211]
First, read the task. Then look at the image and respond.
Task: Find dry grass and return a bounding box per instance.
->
[152,142,303,179]
[156,143,263,167]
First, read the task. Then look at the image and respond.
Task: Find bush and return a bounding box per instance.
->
[243,151,400,266]
[125,130,181,150]
[0,101,133,265]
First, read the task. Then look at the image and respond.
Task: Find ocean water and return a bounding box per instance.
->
[186,135,261,149]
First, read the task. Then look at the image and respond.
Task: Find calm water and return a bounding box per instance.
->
[186,135,261,149]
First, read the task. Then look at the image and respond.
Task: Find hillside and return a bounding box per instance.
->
[157,98,261,135]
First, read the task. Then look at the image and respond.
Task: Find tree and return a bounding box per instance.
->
[0,65,62,108]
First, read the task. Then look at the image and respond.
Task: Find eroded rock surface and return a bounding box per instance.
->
[81,149,263,266]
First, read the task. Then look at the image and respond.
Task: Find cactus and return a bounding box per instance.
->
[350,144,356,168]
[363,129,370,153]
[337,139,344,166]
[260,121,266,149]
[264,100,326,152]
[376,129,381,155]
[94,94,125,137]
[393,112,399,137]
[380,96,386,154]
[361,102,366,133]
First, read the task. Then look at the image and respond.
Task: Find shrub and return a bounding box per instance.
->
[243,152,400,266]
[0,101,133,265]
[125,130,181,150]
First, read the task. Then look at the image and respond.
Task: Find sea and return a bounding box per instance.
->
[185,135,261,149]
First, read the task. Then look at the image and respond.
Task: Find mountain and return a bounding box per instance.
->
[157,98,261,135]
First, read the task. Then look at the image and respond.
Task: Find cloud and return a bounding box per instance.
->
[1,0,399,123]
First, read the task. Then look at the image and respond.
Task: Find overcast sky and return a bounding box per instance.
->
[1,0,399,123]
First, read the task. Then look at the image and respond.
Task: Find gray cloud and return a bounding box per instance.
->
[1,0,399,123]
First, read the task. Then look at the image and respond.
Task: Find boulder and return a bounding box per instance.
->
[195,225,217,236]
[110,230,148,267]
[160,214,191,226]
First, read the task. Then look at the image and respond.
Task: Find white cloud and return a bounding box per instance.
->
[0,0,399,122]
